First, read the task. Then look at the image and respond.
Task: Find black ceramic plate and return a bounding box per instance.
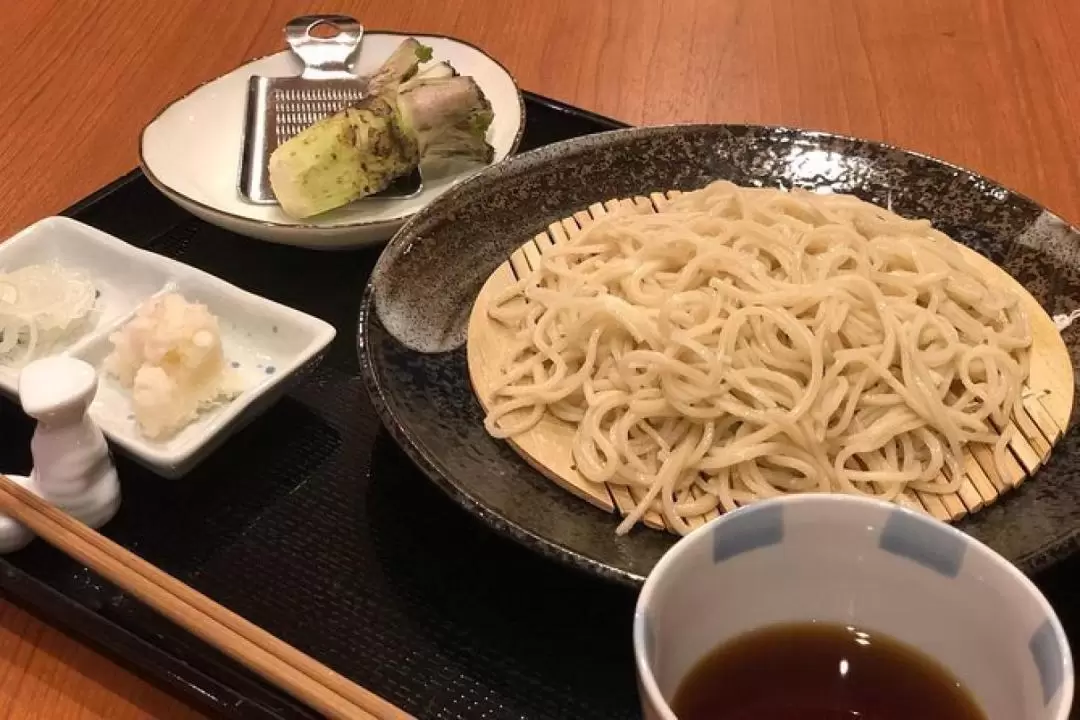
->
[358,124,1080,585]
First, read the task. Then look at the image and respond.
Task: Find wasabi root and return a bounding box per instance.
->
[268,39,495,219]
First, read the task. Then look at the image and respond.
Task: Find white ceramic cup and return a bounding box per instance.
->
[633,494,1074,720]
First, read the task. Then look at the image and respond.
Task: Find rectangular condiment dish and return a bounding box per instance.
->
[0,217,336,477]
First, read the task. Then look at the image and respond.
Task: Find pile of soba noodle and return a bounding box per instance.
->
[483,180,1031,535]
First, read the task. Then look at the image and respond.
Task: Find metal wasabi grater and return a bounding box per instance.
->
[238,14,422,206]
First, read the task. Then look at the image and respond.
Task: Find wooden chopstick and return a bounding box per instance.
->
[0,474,413,720]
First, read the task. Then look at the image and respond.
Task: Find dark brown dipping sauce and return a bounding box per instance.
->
[670,622,986,720]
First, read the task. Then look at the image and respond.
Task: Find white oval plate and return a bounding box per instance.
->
[140,32,524,250]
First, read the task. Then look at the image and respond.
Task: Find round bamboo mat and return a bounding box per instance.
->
[466,191,1074,534]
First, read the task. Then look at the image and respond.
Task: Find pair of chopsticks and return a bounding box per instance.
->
[0,474,413,720]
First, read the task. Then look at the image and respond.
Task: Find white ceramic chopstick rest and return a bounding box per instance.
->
[19,356,121,530]
[0,474,37,552]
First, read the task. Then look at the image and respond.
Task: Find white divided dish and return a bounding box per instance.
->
[0,217,336,478]
[139,32,524,249]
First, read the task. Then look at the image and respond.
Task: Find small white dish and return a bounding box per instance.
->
[0,217,336,478]
[139,32,524,250]
[634,494,1073,720]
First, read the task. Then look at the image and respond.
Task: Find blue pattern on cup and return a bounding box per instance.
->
[712,504,784,563]
[1030,618,1065,705]
[878,509,965,577]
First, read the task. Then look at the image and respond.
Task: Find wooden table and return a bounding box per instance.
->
[0,0,1077,716]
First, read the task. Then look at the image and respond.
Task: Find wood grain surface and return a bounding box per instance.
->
[0,0,1077,716]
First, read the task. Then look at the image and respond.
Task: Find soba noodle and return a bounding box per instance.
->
[482,181,1032,535]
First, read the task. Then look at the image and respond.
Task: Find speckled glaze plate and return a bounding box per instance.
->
[358,124,1080,585]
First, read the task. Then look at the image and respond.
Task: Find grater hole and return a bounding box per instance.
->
[308,21,342,39]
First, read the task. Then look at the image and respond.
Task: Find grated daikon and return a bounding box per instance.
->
[104,292,243,439]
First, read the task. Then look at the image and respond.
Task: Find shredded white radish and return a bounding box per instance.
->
[0,263,97,367]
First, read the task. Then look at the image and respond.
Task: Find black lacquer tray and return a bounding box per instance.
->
[0,93,1076,720]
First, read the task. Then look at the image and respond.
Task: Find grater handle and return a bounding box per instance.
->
[284,15,365,81]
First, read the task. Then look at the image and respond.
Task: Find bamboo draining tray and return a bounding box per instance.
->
[466,192,1074,533]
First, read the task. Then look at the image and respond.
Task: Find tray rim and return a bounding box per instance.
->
[0,89,626,720]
